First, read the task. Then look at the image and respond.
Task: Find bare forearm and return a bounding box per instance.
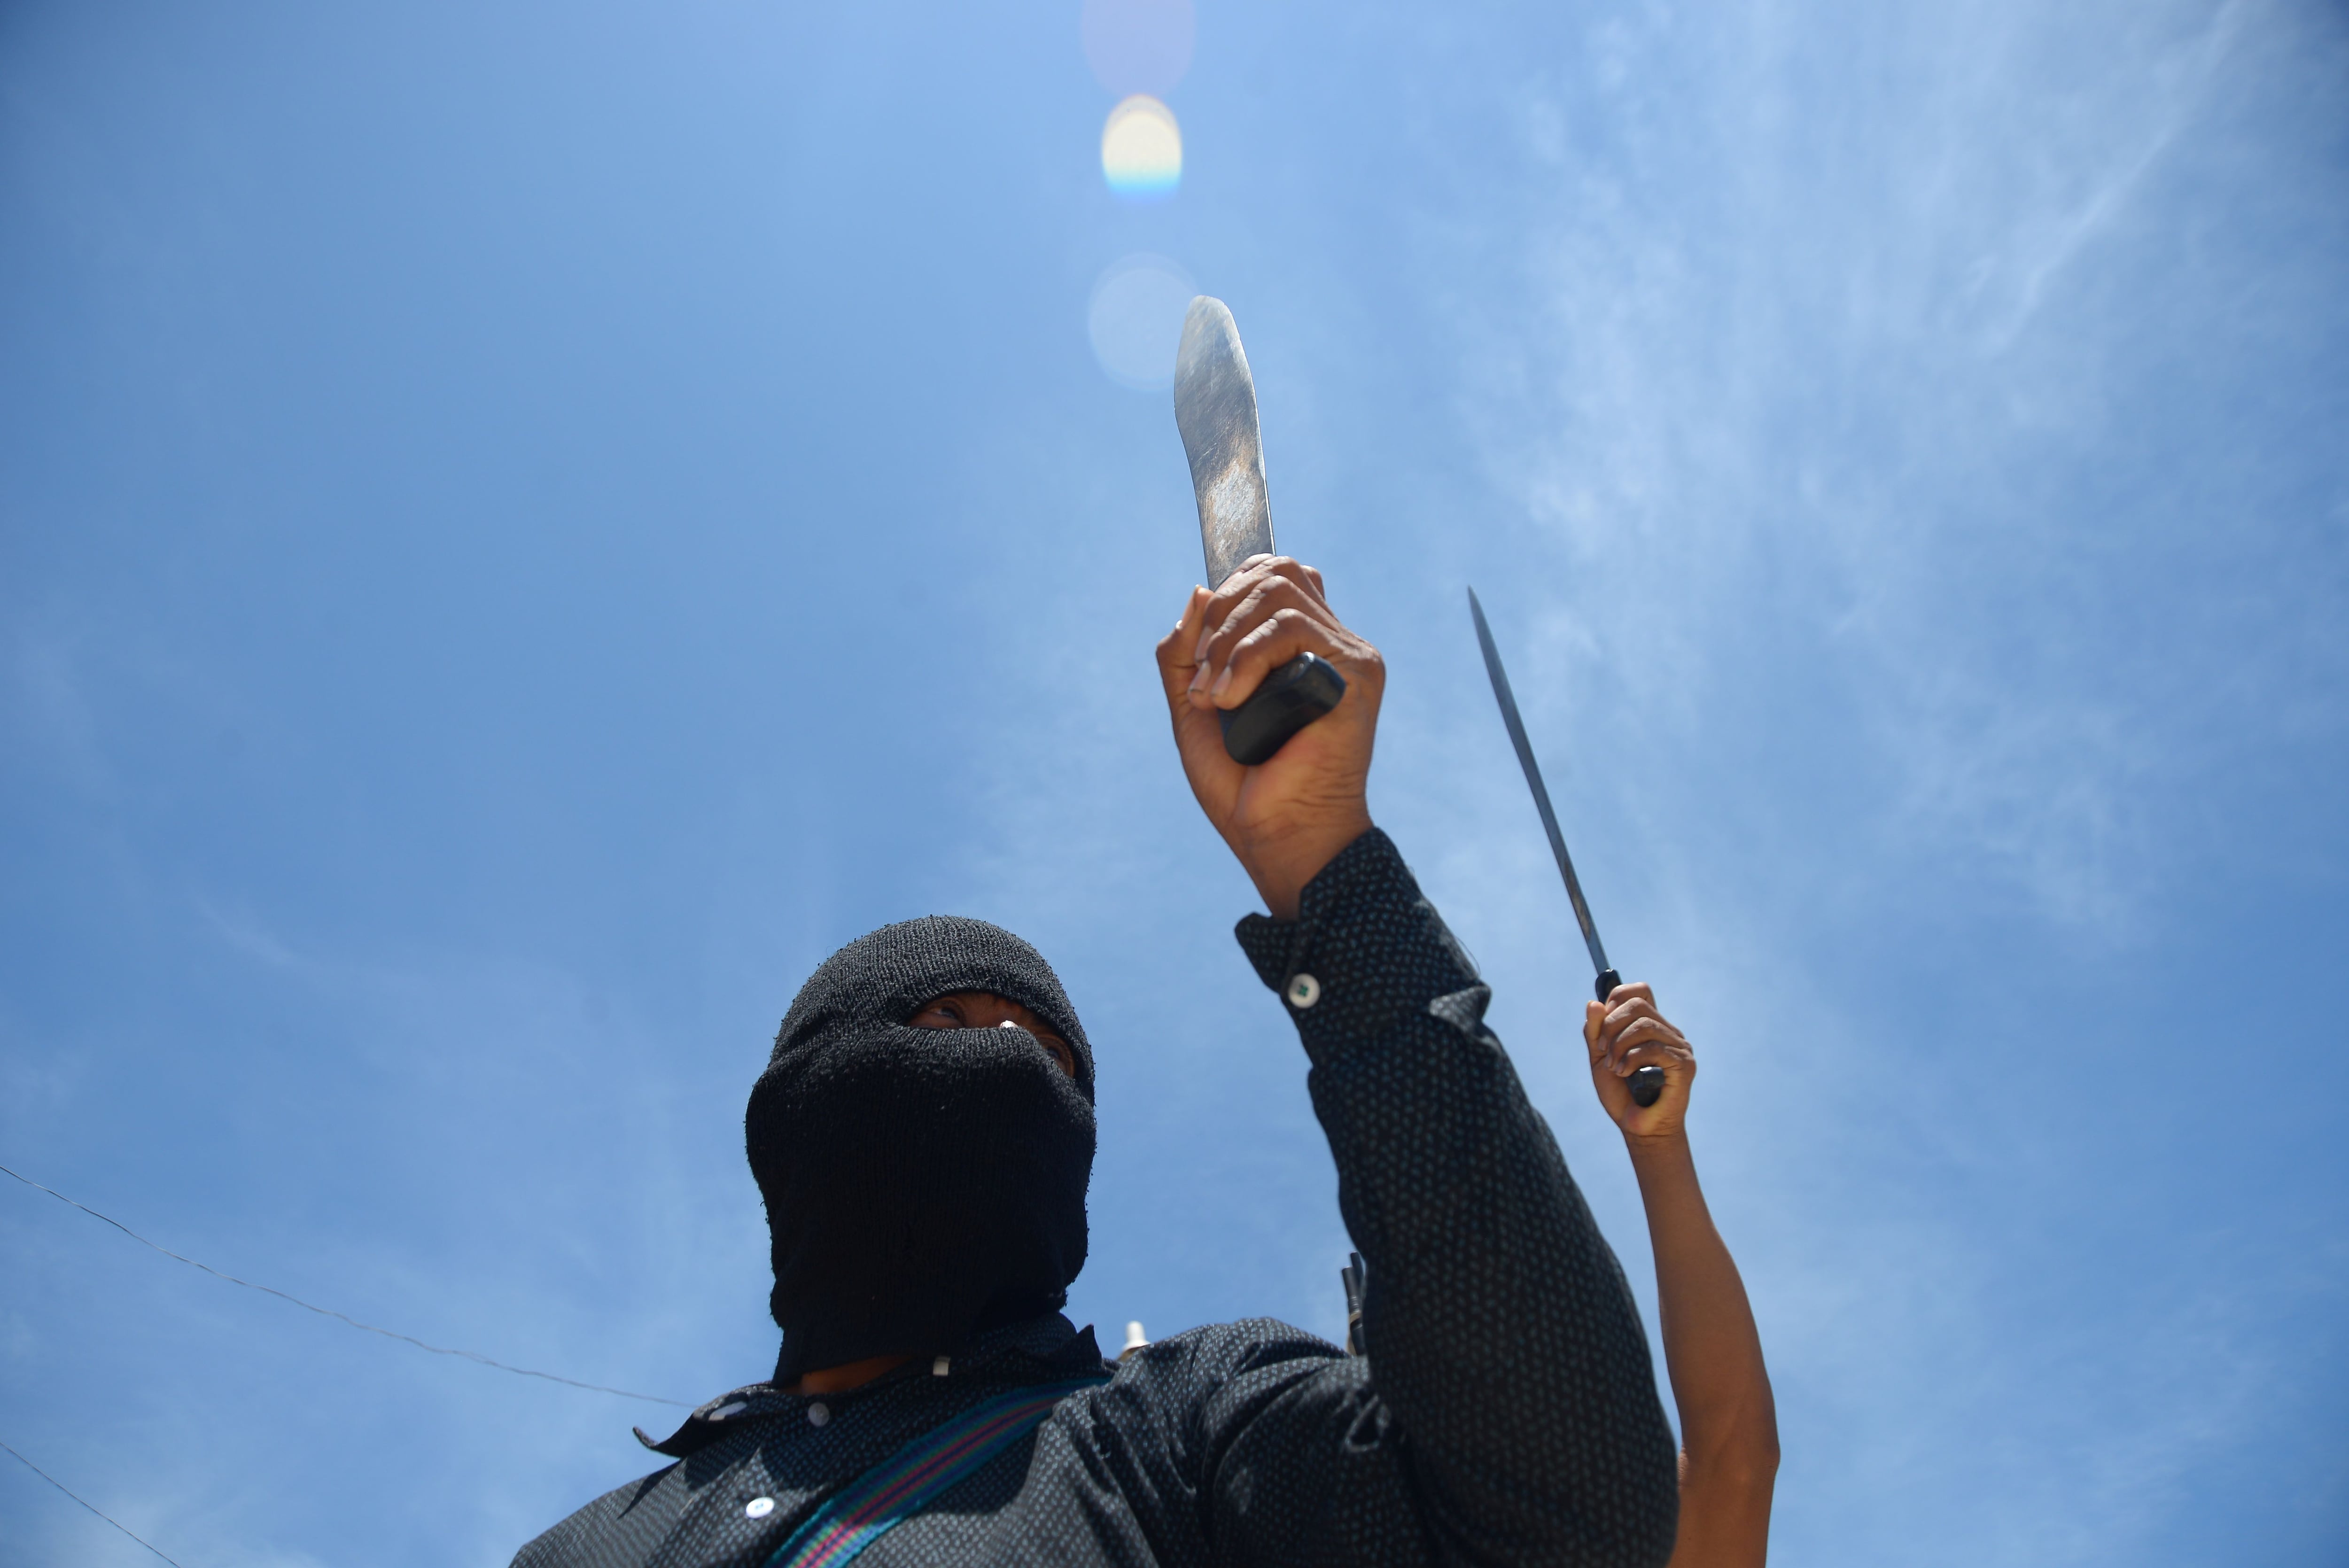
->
[1626,1133,1777,1566]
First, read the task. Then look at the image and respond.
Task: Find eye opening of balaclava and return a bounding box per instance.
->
[746,916,1096,1382]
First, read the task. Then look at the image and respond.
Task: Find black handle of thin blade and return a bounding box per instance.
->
[1591,967,1666,1108]
[1219,652,1346,766]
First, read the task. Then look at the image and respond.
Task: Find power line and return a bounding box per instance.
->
[0,1161,690,1408]
[0,1436,187,1567]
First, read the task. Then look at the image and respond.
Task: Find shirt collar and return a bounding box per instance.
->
[632,1313,1107,1459]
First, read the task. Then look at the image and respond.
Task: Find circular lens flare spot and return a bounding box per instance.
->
[1082,0,1195,97]
[1102,95,1181,202]
[1088,254,1196,389]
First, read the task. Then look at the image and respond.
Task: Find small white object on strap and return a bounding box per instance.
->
[1120,1320,1150,1359]
[932,1355,951,1377]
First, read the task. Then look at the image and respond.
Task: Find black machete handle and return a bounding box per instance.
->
[1594,967,1668,1109]
[1219,652,1346,766]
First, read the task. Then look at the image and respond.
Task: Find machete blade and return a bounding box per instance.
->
[1174,296,1274,588]
[1169,296,1346,766]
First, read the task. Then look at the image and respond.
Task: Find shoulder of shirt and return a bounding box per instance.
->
[1100,1317,1346,1389]
[506,1461,680,1568]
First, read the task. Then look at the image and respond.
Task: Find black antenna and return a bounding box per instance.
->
[1340,1252,1367,1356]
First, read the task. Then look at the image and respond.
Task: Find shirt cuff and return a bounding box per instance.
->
[1233,828,1483,1065]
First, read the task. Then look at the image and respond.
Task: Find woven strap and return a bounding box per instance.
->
[762,1378,1106,1568]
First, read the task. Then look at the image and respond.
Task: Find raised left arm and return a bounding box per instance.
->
[1587,988,1778,1567]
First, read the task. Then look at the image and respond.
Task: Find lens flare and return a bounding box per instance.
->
[1101,95,1181,202]
[1088,254,1196,389]
[1081,0,1194,97]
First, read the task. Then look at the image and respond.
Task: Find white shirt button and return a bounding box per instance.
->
[745,1497,775,1520]
[709,1401,747,1421]
[1286,973,1322,1009]
[806,1402,831,1427]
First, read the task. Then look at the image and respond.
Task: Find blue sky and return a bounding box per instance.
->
[3,1,2344,1563]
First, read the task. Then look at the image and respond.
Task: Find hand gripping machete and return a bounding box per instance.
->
[1174,297,1346,766]
[1468,587,1666,1109]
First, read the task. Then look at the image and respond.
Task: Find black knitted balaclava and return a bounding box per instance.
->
[746,916,1095,1382]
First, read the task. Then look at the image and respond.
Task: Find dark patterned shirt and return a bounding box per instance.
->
[513,829,1679,1568]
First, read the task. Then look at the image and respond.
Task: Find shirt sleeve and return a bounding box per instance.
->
[1215,828,1680,1568]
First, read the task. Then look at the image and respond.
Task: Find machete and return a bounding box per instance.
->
[1467,586,1665,1109]
[1173,297,1346,766]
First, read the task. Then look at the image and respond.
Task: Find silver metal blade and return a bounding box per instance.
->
[1468,586,1612,980]
[1173,296,1273,588]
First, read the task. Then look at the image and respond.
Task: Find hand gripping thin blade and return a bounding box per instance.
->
[1174,297,1274,588]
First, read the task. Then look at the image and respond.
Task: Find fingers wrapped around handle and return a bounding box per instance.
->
[1186,559,1361,709]
[1583,983,1697,1139]
[1151,556,1384,921]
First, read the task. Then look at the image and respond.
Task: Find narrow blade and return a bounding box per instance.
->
[1173,296,1274,588]
[1468,587,1612,980]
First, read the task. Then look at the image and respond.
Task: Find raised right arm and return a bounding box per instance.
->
[1154,559,1681,1566]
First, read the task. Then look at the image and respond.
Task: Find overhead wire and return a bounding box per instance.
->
[0,1161,691,1408]
[0,1436,187,1567]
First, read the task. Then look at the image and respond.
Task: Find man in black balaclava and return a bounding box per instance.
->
[747,916,1097,1386]
[513,557,1685,1568]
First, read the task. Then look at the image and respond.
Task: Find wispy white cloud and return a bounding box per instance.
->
[1392,0,2347,1557]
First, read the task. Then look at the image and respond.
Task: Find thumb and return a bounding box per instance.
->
[1155,587,1212,708]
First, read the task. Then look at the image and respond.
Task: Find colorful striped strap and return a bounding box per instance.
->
[762,1378,1106,1568]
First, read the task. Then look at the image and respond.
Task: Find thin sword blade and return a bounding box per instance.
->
[1467,587,1611,979]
